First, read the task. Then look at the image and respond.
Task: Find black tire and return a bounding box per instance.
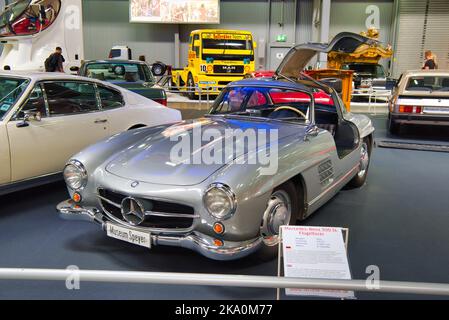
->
[187,74,197,100]
[347,137,371,188]
[388,115,401,135]
[151,62,167,76]
[260,181,301,247]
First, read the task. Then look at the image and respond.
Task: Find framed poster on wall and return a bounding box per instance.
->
[130,0,220,24]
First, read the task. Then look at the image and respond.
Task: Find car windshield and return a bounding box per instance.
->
[84,62,154,83]
[0,77,30,120]
[342,63,385,78]
[209,86,334,124]
[405,76,449,92]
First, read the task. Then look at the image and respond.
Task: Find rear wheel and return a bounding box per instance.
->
[187,74,196,100]
[347,137,371,188]
[388,116,401,135]
[260,181,300,247]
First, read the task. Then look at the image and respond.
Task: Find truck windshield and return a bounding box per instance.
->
[202,39,253,51]
[0,77,30,120]
[406,76,449,92]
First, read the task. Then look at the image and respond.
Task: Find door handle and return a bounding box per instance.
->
[94,119,108,124]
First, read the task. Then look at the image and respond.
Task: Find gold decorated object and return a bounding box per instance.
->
[327,28,393,70]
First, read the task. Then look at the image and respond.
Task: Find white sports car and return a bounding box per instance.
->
[0,71,181,195]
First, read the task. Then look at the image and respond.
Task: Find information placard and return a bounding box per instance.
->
[280,226,354,299]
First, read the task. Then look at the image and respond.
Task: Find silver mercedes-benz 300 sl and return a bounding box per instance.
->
[57,33,375,260]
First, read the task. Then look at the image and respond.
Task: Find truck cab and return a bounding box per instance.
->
[171,29,256,98]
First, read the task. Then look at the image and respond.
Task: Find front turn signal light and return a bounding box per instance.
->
[213,222,225,234]
[73,192,82,203]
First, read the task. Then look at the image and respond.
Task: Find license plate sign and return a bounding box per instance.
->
[106,223,151,249]
[424,107,449,114]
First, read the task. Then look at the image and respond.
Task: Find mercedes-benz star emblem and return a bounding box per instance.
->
[121,197,145,226]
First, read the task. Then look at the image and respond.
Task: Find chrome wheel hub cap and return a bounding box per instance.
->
[358,142,369,178]
[262,190,292,246]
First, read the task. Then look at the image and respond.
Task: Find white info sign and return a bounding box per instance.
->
[281,226,355,299]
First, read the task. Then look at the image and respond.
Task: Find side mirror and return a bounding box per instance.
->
[70,66,80,72]
[17,110,42,127]
[304,125,319,141]
[253,41,257,49]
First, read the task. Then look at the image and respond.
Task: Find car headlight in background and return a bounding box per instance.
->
[203,183,236,220]
[63,160,88,190]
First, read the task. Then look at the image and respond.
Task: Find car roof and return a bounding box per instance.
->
[0,71,94,81]
[402,70,449,77]
[84,59,147,65]
[228,77,314,93]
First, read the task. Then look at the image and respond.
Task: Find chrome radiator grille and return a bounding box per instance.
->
[97,188,197,230]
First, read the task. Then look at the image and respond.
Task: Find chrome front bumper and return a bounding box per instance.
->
[57,200,263,260]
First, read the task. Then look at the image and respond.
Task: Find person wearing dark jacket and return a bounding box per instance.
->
[45,47,65,72]
[422,50,437,70]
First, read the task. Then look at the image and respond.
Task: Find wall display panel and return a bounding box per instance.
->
[130,0,220,24]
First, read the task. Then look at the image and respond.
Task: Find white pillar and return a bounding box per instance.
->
[318,0,331,68]
[174,31,180,68]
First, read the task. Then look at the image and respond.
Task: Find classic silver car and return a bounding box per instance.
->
[388,70,449,134]
[57,33,375,260]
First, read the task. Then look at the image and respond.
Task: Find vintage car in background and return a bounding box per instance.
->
[0,71,181,195]
[388,70,449,134]
[74,60,168,105]
[57,32,375,260]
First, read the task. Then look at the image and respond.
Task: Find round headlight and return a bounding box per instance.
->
[203,183,236,220]
[63,160,87,190]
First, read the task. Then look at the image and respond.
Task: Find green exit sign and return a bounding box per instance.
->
[276,34,287,42]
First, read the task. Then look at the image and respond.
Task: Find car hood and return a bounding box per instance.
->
[276,32,377,78]
[105,116,301,186]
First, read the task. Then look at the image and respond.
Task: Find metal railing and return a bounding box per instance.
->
[351,88,392,114]
[1,268,449,297]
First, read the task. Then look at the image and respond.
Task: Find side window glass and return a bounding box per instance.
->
[98,86,124,110]
[44,82,99,116]
[19,85,47,118]
[193,34,200,57]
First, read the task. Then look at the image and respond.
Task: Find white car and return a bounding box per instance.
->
[0,71,181,195]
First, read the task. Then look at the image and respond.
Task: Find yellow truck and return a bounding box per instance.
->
[171,29,256,98]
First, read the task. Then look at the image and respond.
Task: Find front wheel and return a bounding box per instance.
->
[187,74,196,100]
[347,137,371,188]
[260,181,300,246]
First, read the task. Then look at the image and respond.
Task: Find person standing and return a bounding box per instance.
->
[422,50,437,70]
[45,47,65,72]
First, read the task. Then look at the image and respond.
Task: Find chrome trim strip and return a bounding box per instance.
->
[97,194,121,208]
[144,211,200,219]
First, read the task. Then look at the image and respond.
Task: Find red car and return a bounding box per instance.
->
[245,70,334,106]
